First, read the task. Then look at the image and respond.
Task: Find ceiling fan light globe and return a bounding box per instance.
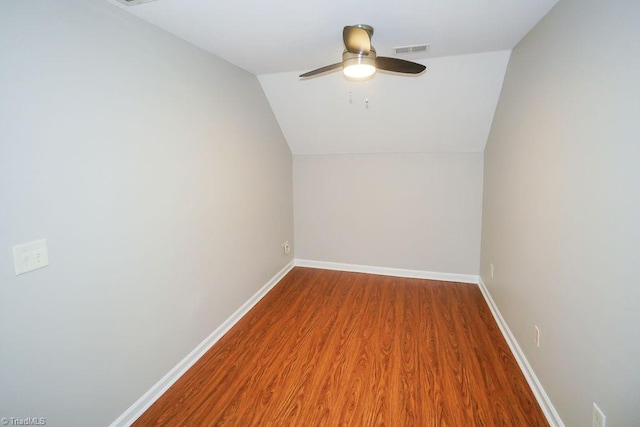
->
[343,64,376,79]
[342,55,376,79]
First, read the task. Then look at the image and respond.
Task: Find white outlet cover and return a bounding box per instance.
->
[13,239,49,275]
[593,403,606,427]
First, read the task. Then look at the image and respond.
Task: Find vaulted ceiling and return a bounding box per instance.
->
[112,0,557,75]
[111,0,558,154]
[259,51,511,154]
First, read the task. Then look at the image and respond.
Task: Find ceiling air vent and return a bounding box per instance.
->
[393,44,430,55]
[116,0,158,6]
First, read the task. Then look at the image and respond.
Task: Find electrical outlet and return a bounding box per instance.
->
[282,240,291,255]
[13,239,49,275]
[490,263,494,279]
[593,403,606,427]
[534,325,540,347]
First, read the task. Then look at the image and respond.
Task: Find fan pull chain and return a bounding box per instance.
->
[348,91,370,108]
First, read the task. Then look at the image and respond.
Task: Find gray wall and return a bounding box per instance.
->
[480,0,640,425]
[294,153,483,275]
[0,1,292,425]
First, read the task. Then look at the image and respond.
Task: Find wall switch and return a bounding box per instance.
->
[593,403,606,427]
[12,239,49,275]
[534,325,540,347]
[282,240,291,255]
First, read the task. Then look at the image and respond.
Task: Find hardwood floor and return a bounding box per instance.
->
[135,267,548,426]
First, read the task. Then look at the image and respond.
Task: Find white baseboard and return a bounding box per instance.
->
[109,260,295,427]
[294,258,479,284]
[477,277,564,427]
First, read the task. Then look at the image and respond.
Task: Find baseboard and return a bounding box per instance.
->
[294,258,479,284]
[477,277,564,427]
[109,260,295,427]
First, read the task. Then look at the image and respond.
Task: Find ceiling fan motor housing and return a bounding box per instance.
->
[354,24,374,37]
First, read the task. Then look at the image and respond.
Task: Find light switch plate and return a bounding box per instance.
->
[13,239,49,275]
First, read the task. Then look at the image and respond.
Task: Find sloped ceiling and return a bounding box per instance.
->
[259,51,511,154]
[110,0,557,154]
[110,0,557,75]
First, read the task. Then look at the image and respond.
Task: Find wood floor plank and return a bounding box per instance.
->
[134,267,548,426]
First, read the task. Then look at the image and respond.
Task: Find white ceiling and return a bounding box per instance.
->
[111,0,558,76]
[109,0,557,155]
[259,51,511,154]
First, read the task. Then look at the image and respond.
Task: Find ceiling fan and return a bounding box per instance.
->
[300,24,426,80]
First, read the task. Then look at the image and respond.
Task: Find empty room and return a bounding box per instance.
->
[1,0,638,426]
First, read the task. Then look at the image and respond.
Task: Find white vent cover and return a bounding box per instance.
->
[393,44,430,55]
[116,0,158,6]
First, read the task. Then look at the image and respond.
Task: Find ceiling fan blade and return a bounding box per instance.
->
[299,62,342,78]
[343,26,371,55]
[376,57,426,74]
